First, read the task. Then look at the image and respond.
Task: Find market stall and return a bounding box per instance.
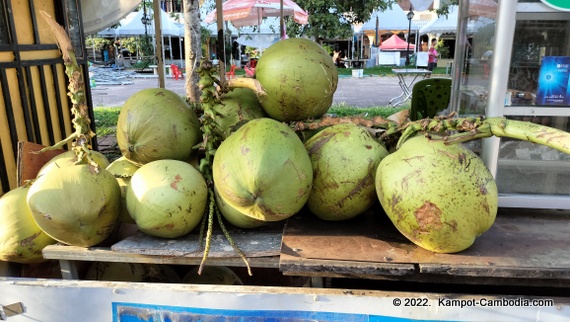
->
[2,1,570,321]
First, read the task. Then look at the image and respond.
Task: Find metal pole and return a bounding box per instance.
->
[405,6,413,66]
[481,0,518,177]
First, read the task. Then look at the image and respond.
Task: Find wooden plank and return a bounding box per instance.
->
[42,245,279,268]
[112,222,284,258]
[280,207,570,280]
[280,253,417,279]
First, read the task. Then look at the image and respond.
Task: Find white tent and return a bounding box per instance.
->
[99,9,182,37]
[97,9,184,65]
[359,3,423,34]
[420,5,494,35]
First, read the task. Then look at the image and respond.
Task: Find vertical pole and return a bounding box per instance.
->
[481,0,518,177]
[153,0,165,88]
[280,0,284,40]
[216,0,225,83]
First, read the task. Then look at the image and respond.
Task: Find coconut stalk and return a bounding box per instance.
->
[38,11,99,169]
[196,59,259,275]
[392,115,570,154]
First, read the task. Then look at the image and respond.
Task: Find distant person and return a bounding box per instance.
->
[332,49,341,66]
[427,38,438,77]
[481,50,493,60]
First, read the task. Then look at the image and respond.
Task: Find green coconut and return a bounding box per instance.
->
[126,159,208,239]
[182,266,243,285]
[37,150,110,177]
[27,165,121,247]
[213,88,267,138]
[105,156,140,224]
[376,136,498,253]
[116,88,202,165]
[305,124,390,221]
[0,186,57,263]
[214,187,266,229]
[213,118,313,222]
[255,38,338,121]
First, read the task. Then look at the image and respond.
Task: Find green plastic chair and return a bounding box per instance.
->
[410,78,452,121]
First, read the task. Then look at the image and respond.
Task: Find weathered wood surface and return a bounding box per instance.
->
[280,207,570,281]
[43,245,279,268]
[111,222,284,258]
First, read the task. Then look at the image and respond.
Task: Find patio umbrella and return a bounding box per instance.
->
[204,0,309,28]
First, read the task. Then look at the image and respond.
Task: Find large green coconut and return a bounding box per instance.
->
[255,38,338,121]
[0,187,57,263]
[106,157,140,224]
[376,136,498,253]
[37,150,110,177]
[126,159,208,238]
[213,88,267,138]
[305,124,390,221]
[116,88,202,165]
[27,165,121,247]
[213,118,313,222]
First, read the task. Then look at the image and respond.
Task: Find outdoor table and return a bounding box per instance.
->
[388,68,432,107]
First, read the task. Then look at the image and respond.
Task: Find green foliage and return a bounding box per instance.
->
[328,104,408,118]
[93,107,121,137]
[85,37,112,50]
[287,0,392,41]
[435,39,450,59]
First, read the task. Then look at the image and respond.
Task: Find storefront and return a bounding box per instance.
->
[450,0,570,209]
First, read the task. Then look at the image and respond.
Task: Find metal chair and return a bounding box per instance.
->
[410,78,452,121]
[170,64,183,80]
[226,64,237,79]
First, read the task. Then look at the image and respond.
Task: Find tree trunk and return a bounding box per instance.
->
[184,0,202,103]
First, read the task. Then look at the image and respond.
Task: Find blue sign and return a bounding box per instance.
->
[536,56,570,106]
[112,302,434,322]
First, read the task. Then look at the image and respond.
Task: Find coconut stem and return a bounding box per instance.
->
[395,116,570,155]
[292,115,394,132]
[215,205,252,276]
[39,11,98,169]
[224,78,267,99]
[198,191,215,275]
[196,59,252,274]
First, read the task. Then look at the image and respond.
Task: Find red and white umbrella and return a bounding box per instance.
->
[204,0,309,28]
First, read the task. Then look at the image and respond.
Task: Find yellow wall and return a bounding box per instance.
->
[0,1,74,195]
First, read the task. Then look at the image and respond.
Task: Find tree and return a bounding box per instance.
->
[184,0,203,103]
[286,0,393,41]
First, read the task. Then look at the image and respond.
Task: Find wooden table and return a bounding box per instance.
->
[279,207,570,288]
[388,68,432,107]
[43,207,570,288]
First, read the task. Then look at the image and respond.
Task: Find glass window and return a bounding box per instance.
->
[508,20,570,106]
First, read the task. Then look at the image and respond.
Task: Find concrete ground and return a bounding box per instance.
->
[89,73,419,109]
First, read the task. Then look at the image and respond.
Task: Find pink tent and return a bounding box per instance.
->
[380,34,416,51]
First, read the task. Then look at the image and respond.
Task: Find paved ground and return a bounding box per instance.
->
[90,72,414,109]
